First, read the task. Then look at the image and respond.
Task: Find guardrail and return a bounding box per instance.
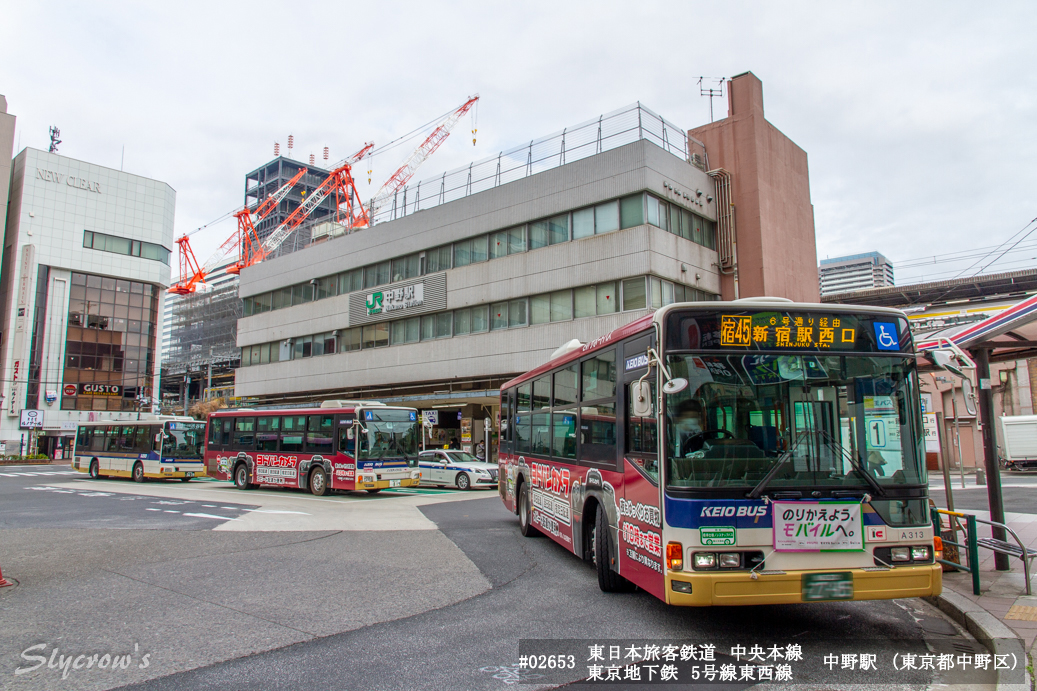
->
[931,507,1035,595]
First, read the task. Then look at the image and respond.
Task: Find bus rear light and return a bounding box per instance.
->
[891,547,911,562]
[693,553,716,569]
[666,542,683,571]
[719,553,741,568]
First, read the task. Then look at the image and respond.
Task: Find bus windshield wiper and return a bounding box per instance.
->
[747,450,794,499]
[816,429,886,497]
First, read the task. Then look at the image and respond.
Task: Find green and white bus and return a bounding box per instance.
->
[72,417,207,482]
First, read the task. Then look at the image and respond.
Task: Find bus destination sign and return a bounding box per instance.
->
[665,311,910,354]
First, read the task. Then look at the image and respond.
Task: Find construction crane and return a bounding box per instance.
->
[237,143,374,271]
[168,167,307,294]
[358,94,479,227]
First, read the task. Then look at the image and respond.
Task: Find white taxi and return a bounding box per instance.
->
[417,450,498,490]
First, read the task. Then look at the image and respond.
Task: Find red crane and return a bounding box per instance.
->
[358,95,479,227]
[168,166,307,294]
[236,143,374,271]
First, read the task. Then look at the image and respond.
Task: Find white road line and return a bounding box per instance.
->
[241,509,311,515]
[0,473,14,477]
[202,504,217,508]
[145,508,160,512]
[183,513,235,520]
[163,510,179,513]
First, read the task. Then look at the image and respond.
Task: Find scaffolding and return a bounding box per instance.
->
[165,282,242,376]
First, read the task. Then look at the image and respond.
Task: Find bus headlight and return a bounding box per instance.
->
[693,553,716,569]
[891,547,911,562]
[911,546,930,561]
[719,553,741,568]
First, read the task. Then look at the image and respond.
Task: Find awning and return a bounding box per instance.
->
[916,292,1037,361]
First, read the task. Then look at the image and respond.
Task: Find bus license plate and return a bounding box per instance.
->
[185,472,194,478]
[390,479,401,487]
[802,572,853,601]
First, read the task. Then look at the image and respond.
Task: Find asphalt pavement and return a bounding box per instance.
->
[107,497,992,691]
[930,471,1037,515]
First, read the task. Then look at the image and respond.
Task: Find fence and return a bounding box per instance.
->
[369,103,699,225]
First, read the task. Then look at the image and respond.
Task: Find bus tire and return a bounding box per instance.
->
[455,473,471,490]
[180,477,191,482]
[594,503,634,593]
[309,467,329,496]
[132,462,145,483]
[518,481,541,538]
[88,459,100,479]
[234,463,251,490]
[366,489,381,495]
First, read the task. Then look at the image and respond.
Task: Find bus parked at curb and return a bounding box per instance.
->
[205,400,422,495]
[499,298,941,606]
[73,417,207,482]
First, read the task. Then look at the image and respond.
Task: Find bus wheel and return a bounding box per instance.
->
[180,477,191,482]
[132,462,145,483]
[88,459,100,479]
[365,489,382,495]
[309,467,329,496]
[234,464,251,490]
[455,473,471,490]
[518,482,541,538]
[594,504,634,593]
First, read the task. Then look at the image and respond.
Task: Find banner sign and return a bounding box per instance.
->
[773,501,863,552]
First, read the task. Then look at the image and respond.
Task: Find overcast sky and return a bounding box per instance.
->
[2,1,1034,286]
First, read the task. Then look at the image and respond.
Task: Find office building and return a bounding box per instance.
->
[818,251,894,297]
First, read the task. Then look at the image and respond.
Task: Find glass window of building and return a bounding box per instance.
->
[316,276,336,300]
[594,201,620,235]
[491,302,508,331]
[362,323,389,348]
[62,272,159,412]
[596,282,618,314]
[471,305,489,333]
[572,207,594,239]
[623,277,647,310]
[365,261,390,289]
[551,289,572,322]
[620,195,644,229]
[509,299,527,328]
[529,214,568,249]
[341,327,362,352]
[425,246,451,273]
[507,226,526,255]
[391,254,421,282]
[338,268,363,295]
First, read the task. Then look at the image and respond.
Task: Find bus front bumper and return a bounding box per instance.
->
[154,467,207,479]
[666,564,941,606]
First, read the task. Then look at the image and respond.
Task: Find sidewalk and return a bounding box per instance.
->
[938,508,1037,651]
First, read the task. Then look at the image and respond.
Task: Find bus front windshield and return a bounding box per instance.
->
[665,354,925,492]
[163,421,206,459]
[358,409,420,465]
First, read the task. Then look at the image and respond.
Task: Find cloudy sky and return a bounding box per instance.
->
[2,1,1034,285]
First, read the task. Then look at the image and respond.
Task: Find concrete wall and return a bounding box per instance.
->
[0,96,15,276]
[689,72,820,303]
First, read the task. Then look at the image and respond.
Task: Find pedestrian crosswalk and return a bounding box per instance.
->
[0,469,79,478]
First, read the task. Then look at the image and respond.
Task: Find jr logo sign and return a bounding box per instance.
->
[366,292,384,316]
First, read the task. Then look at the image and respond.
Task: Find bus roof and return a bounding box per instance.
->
[501,298,912,391]
[75,415,198,426]
[210,404,416,417]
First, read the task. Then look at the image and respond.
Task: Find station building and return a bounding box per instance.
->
[235,72,820,454]
[0,146,175,455]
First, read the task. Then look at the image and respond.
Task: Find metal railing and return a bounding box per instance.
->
[931,507,1035,595]
[369,103,699,226]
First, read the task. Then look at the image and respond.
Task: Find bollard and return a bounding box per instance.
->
[976,469,986,485]
[0,563,12,588]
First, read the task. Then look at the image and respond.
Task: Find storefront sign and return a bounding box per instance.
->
[923,413,940,453]
[20,409,43,429]
[422,410,439,426]
[80,384,121,396]
[63,384,77,396]
[349,273,447,326]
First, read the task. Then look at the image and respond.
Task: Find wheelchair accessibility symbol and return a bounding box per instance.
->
[873,322,900,351]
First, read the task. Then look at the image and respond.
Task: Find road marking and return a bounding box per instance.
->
[202,504,217,508]
[241,509,311,515]
[0,470,78,477]
[183,513,236,520]
[163,510,179,513]
[146,508,160,512]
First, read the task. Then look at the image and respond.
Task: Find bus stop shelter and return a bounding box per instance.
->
[915,292,1037,570]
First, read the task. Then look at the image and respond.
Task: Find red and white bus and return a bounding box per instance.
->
[499,299,941,606]
[206,401,422,495]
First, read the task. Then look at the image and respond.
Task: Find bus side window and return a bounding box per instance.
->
[580,349,618,467]
[208,418,222,447]
[280,415,305,453]
[132,426,151,454]
[90,426,106,452]
[233,417,256,449]
[219,418,232,446]
[77,426,90,450]
[151,426,163,452]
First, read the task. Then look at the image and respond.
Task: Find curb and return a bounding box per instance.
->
[926,590,1031,690]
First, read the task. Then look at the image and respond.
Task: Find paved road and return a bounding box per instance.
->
[106,497,993,690]
[0,468,256,530]
[930,472,1037,515]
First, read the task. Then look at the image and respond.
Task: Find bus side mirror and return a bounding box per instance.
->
[155,433,162,444]
[347,429,354,440]
[631,381,653,418]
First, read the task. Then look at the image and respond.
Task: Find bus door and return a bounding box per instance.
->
[333,414,357,489]
[619,335,665,599]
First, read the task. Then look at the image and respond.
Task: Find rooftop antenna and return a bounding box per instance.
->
[698,77,725,123]
[287,134,294,159]
[48,126,61,153]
